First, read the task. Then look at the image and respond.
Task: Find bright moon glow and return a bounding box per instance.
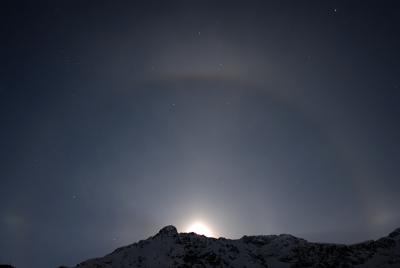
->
[186,222,214,237]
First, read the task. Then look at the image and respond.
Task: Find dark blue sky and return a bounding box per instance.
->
[1,1,400,267]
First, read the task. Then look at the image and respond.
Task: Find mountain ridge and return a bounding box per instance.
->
[63,226,400,268]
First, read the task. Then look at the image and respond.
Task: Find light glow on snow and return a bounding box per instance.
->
[186,222,214,237]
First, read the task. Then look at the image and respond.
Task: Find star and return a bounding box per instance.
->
[169,103,176,112]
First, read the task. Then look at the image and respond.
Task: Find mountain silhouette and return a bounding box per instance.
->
[63,226,400,267]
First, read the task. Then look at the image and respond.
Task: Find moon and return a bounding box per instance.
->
[186,222,214,237]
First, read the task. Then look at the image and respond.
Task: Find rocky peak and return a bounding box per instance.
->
[155,225,178,237]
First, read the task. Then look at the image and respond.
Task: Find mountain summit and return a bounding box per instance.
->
[64,226,400,268]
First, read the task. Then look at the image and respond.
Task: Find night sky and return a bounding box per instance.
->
[1,1,400,267]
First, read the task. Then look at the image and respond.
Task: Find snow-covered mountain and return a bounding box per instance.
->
[64,225,400,268]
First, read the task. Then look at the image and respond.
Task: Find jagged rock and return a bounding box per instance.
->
[65,226,400,268]
[155,225,178,237]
